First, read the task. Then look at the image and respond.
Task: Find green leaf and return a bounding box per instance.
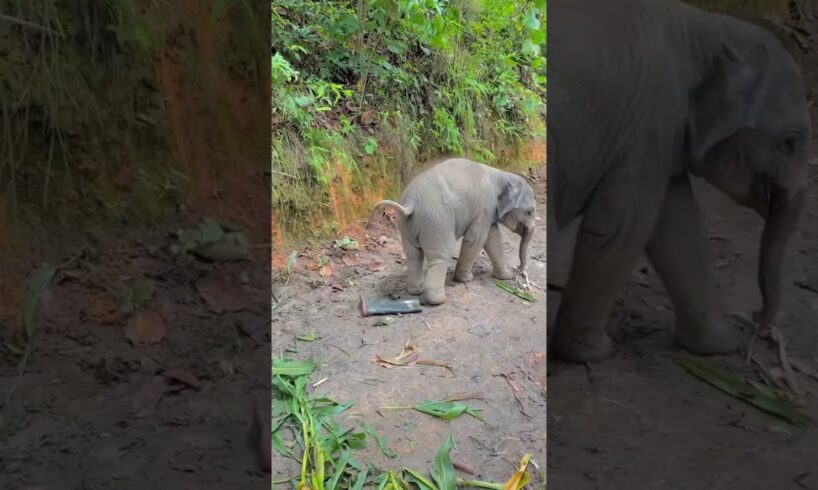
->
[523,9,541,31]
[412,400,485,422]
[212,0,227,17]
[404,468,439,490]
[351,469,369,490]
[675,356,815,427]
[272,359,317,376]
[297,330,317,342]
[362,422,398,458]
[287,251,299,275]
[493,280,536,303]
[325,449,350,490]
[431,433,457,490]
[530,29,546,45]
[22,265,58,340]
[386,39,406,55]
[123,277,156,313]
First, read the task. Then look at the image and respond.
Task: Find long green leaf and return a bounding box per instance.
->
[431,433,457,490]
[362,422,398,458]
[325,449,350,490]
[351,469,369,490]
[404,468,439,490]
[676,356,814,427]
[413,400,485,422]
[273,359,317,376]
[22,265,57,340]
[493,279,535,303]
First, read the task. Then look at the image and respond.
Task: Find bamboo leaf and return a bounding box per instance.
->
[431,433,457,490]
[675,356,814,427]
[273,359,317,376]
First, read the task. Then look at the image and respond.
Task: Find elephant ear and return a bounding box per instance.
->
[687,42,771,169]
[497,178,527,221]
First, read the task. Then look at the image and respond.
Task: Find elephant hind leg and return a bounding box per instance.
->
[645,176,737,355]
[403,239,425,296]
[422,258,449,305]
[551,155,667,363]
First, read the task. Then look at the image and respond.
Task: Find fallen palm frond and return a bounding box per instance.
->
[494,279,536,303]
[674,355,814,427]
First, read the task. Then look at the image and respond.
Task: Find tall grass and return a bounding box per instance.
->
[0,0,267,238]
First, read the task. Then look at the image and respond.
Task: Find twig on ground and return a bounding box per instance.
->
[495,372,533,421]
[770,326,803,397]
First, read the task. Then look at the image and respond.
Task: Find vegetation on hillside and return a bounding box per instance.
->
[0,1,267,240]
[272,0,547,242]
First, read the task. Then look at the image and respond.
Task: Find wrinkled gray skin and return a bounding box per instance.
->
[368,158,536,305]
[548,0,811,362]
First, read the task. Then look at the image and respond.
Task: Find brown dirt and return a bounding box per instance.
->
[547,28,818,490]
[0,171,271,489]
[272,169,548,486]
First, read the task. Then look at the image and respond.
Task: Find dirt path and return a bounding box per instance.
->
[547,74,818,490]
[272,171,547,485]
[0,173,271,489]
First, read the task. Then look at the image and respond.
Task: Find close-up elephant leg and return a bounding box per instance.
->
[552,164,666,363]
[484,223,513,280]
[403,238,425,296]
[453,228,485,283]
[645,176,738,355]
[422,257,449,305]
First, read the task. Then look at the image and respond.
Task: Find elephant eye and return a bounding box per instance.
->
[777,136,796,156]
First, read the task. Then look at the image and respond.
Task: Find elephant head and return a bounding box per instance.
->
[687,38,811,327]
[496,173,537,272]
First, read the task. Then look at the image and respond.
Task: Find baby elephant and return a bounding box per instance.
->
[367,158,536,305]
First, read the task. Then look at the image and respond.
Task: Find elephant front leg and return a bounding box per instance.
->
[484,224,513,280]
[645,176,737,355]
[453,226,488,283]
[552,164,666,363]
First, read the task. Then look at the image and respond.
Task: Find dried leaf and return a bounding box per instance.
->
[527,352,545,367]
[196,275,249,313]
[374,342,420,368]
[85,298,123,325]
[319,263,334,278]
[125,310,166,346]
[502,453,532,490]
[342,255,359,267]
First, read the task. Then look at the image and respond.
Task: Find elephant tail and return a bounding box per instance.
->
[366,200,414,228]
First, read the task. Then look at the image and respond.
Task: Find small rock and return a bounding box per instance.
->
[378,235,388,245]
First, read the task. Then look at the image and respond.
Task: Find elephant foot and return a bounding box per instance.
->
[492,267,514,280]
[551,326,614,363]
[675,321,737,355]
[421,289,446,306]
[453,270,474,283]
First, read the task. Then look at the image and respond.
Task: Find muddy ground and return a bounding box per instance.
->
[0,171,272,489]
[547,28,818,490]
[272,169,547,486]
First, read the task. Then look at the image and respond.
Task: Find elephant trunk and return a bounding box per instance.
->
[756,185,805,327]
[518,225,534,272]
